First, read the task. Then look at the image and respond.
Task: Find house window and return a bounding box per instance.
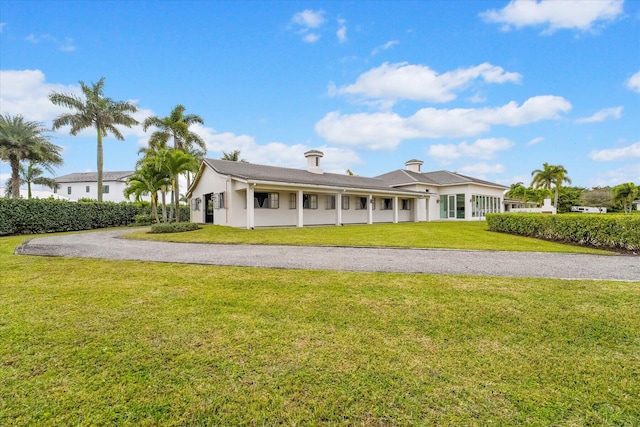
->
[67,186,72,195]
[401,199,412,210]
[342,195,349,210]
[371,197,376,210]
[325,195,336,210]
[357,197,367,210]
[193,197,201,211]
[219,192,225,209]
[85,186,90,193]
[213,192,226,209]
[289,193,296,209]
[303,194,318,209]
[54,187,58,194]
[382,198,392,210]
[103,185,110,194]
[254,192,279,209]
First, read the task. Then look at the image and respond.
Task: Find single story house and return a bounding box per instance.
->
[187,151,507,228]
[53,171,148,202]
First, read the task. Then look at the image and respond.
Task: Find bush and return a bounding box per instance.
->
[486,213,640,251]
[133,214,156,226]
[149,222,199,234]
[0,198,141,235]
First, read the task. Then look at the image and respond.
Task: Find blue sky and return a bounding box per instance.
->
[1,0,639,189]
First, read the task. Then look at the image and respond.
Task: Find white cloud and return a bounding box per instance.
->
[25,33,76,52]
[333,62,522,104]
[316,95,571,149]
[589,141,640,161]
[591,163,640,187]
[0,69,80,122]
[292,9,325,28]
[481,0,624,34]
[626,71,640,93]
[291,9,325,43]
[527,136,544,146]
[190,124,362,174]
[0,23,6,33]
[575,106,622,123]
[371,40,399,56]
[428,138,514,162]
[337,18,347,43]
[458,162,506,178]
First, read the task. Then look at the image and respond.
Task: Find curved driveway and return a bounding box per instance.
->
[15,229,640,281]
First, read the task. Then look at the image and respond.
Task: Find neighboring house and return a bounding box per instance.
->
[53,171,146,202]
[504,199,539,212]
[187,151,508,228]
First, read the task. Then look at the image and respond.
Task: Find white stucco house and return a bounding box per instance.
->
[53,171,148,202]
[187,151,507,228]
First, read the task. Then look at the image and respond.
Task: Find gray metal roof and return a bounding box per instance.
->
[202,159,421,194]
[54,171,134,183]
[377,169,507,189]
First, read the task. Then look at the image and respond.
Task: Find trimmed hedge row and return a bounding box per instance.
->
[486,213,640,251]
[150,222,200,234]
[0,199,141,235]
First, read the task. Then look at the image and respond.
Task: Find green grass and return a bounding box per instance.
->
[124,221,613,254]
[1,233,638,426]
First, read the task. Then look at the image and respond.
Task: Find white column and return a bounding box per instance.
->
[246,184,254,229]
[393,196,398,223]
[336,193,342,225]
[297,190,304,227]
[367,195,373,224]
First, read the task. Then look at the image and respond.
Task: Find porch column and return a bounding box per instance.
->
[336,192,342,225]
[367,195,373,224]
[297,190,304,227]
[246,184,255,229]
[393,196,399,223]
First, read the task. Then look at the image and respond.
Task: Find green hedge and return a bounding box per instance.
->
[0,199,143,235]
[486,213,640,251]
[149,222,200,234]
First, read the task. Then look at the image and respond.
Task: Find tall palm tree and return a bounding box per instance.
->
[143,105,205,200]
[49,77,138,202]
[506,182,528,202]
[0,114,63,199]
[531,163,571,208]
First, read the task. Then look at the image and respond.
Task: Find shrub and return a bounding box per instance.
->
[149,222,199,234]
[0,198,141,235]
[133,214,156,226]
[487,213,640,251]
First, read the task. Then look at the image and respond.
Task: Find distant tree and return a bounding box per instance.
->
[531,163,571,208]
[556,186,585,213]
[0,114,63,199]
[5,161,58,199]
[124,161,170,223]
[221,150,244,162]
[612,182,638,213]
[581,187,614,209]
[506,182,529,202]
[49,77,138,202]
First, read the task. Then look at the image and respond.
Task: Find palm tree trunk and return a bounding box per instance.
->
[174,179,180,222]
[10,156,20,199]
[161,188,167,222]
[554,188,559,208]
[151,192,160,223]
[97,129,104,202]
[27,181,32,199]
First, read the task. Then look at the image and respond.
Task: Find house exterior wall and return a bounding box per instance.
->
[433,184,504,221]
[54,180,137,202]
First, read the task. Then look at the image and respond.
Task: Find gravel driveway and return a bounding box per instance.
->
[15,228,640,281]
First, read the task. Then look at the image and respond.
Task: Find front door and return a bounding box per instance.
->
[204,193,214,224]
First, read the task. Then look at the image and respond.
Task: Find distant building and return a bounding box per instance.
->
[53,171,148,202]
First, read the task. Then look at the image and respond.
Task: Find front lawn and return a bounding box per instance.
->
[125,221,612,254]
[1,234,638,425]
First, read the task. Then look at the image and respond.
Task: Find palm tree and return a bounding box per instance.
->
[506,182,528,203]
[6,161,58,199]
[0,114,63,199]
[49,77,138,202]
[221,150,244,162]
[124,161,170,223]
[531,163,571,208]
[612,182,638,213]
[143,105,205,199]
[153,148,198,222]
